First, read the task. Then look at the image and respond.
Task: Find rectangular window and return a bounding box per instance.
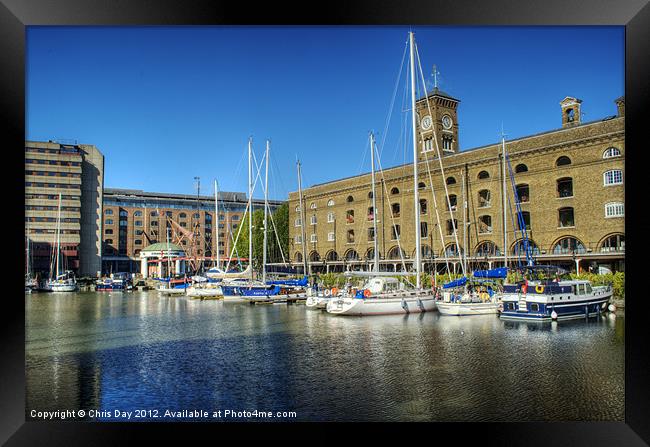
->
[328,232,335,241]
[295,218,302,227]
[368,227,375,241]
[310,215,317,225]
[327,212,335,223]
[604,170,623,186]
[605,203,624,218]
[420,222,428,238]
[346,210,354,224]
[391,225,400,240]
[310,234,317,243]
[347,230,355,243]
[295,235,302,244]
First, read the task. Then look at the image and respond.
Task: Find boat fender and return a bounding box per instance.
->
[608,304,616,312]
[331,287,339,296]
[401,298,409,313]
[535,285,545,294]
[324,289,331,297]
[551,310,558,320]
[363,288,371,298]
[601,302,607,310]
[307,288,313,297]
[480,292,489,301]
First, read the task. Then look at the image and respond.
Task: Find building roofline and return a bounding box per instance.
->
[297,115,623,192]
[104,188,285,205]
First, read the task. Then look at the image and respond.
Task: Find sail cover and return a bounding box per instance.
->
[267,276,308,287]
[473,267,508,279]
[442,276,468,289]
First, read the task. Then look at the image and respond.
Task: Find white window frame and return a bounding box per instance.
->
[605,202,624,218]
[603,170,623,186]
[327,199,335,207]
[603,147,621,159]
[310,202,317,209]
[294,218,302,227]
[327,232,335,241]
[310,215,317,225]
[310,234,317,243]
[295,235,302,244]
[327,212,335,223]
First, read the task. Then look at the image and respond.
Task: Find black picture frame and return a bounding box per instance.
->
[2,1,648,445]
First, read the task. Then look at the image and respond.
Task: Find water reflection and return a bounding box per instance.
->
[26,292,624,422]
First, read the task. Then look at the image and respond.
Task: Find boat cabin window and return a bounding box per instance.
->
[586,284,593,293]
[530,303,539,312]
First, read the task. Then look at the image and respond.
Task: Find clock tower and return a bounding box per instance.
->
[416,87,460,160]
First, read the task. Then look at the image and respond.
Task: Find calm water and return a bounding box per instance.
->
[25,291,624,422]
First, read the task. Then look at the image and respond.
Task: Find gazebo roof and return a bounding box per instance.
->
[141,242,184,252]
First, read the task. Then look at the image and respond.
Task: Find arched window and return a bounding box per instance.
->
[179,213,186,218]
[512,239,540,256]
[327,199,335,206]
[295,252,303,262]
[600,234,624,252]
[390,187,400,195]
[556,156,572,167]
[418,182,426,189]
[309,251,321,262]
[326,251,339,261]
[478,171,490,180]
[446,176,456,185]
[134,211,143,217]
[478,190,491,208]
[552,237,586,254]
[346,195,354,203]
[478,215,492,234]
[344,249,359,261]
[475,241,501,257]
[105,209,113,215]
[558,207,575,227]
[295,205,301,212]
[105,219,113,225]
[387,246,406,259]
[119,210,128,217]
[603,147,621,159]
[557,178,573,198]
[365,248,378,260]
[415,245,432,258]
[516,184,529,203]
[310,202,317,209]
[444,243,463,257]
[104,238,113,244]
[515,164,528,173]
[150,211,158,217]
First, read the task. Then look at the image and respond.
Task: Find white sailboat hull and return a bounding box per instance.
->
[157,288,186,296]
[327,295,437,316]
[306,296,332,309]
[48,283,78,292]
[186,287,222,297]
[436,301,500,316]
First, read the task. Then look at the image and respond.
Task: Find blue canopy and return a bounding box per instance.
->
[473,267,508,279]
[267,276,308,287]
[442,276,468,289]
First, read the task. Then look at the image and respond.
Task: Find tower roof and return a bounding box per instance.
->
[417,87,460,102]
[141,242,184,253]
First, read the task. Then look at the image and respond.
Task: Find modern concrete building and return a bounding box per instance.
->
[102,188,284,274]
[288,92,625,275]
[25,140,104,277]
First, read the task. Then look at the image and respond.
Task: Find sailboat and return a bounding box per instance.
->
[326,34,439,316]
[45,193,78,292]
[25,229,38,293]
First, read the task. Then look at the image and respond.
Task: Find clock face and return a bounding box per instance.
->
[421,115,432,130]
[442,115,453,130]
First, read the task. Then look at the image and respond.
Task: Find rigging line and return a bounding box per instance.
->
[506,153,534,266]
[391,62,410,164]
[267,205,287,266]
[223,195,251,272]
[373,144,408,273]
[415,40,466,278]
[377,39,409,160]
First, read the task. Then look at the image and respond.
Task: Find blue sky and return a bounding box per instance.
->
[26,26,624,200]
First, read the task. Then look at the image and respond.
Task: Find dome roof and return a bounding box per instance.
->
[141,242,184,252]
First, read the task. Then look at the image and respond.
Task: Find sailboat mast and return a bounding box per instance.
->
[462,168,468,274]
[409,31,422,289]
[370,132,379,273]
[248,137,254,283]
[214,179,220,270]
[262,140,270,284]
[55,193,62,278]
[501,135,508,268]
[166,226,171,278]
[296,160,308,276]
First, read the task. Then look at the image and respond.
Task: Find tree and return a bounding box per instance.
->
[234,202,289,270]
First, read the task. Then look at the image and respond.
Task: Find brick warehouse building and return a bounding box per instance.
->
[288,90,624,275]
[102,188,284,274]
[25,140,104,277]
